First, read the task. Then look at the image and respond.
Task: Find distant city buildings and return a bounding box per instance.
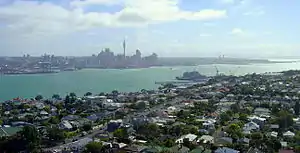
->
[0,42,159,74]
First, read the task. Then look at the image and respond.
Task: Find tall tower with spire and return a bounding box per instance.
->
[123,39,126,58]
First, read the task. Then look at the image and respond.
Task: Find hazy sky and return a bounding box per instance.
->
[0,0,299,58]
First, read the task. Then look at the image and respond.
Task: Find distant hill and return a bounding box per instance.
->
[157,57,278,66]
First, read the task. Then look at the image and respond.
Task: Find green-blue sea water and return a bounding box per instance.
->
[1,62,300,101]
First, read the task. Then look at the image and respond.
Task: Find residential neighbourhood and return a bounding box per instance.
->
[1,70,300,153]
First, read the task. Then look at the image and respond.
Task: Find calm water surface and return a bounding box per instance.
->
[1,62,300,101]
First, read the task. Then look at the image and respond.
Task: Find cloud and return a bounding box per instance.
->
[220,0,235,4]
[231,28,244,35]
[243,6,265,16]
[0,0,227,37]
[200,33,212,37]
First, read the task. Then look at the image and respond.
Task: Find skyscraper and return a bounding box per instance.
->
[123,39,126,58]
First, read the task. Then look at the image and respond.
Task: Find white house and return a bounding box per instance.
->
[283,131,295,138]
[59,120,73,130]
[176,134,198,144]
[254,108,271,116]
[243,121,260,131]
[198,135,214,144]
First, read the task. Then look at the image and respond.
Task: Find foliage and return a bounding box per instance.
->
[238,113,248,122]
[250,132,263,148]
[47,127,66,141]
[220,112,231,125]
[52,94,60,100]
[65,95,70,103]
[20,126,41,152]
[43,106,50,113]
[35,95,43,101]
[163,138,175,148]
[276,110,293,129]
[85,141,103,153]
[49,116,60,124]
[136,101,146,110]
[295,101,300,115]
[113,128,128,139]
[84,92,93,96]
[226,123,243,140]
[82,123,92,131]
[70,92,77,97]
[183,138,196,150]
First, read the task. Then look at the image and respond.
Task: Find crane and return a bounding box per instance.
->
[215,66,219,76]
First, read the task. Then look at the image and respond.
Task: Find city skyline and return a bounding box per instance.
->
[0,0,299,58]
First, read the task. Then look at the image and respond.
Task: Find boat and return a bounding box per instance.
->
[176,71,208,81]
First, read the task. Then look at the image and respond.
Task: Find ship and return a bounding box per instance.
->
[176,71,208,81]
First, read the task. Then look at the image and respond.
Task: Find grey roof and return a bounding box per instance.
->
[247,147,263,153]
[215,147,239,153]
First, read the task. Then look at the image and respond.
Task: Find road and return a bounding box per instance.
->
[44,124,107,152]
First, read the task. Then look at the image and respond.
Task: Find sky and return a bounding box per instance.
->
[0,0,299,58]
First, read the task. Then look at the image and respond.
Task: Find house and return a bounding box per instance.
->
[243,121,260,131]
[214,147,239,153]
[199,135,214,144]
[68,137,93,152]
[107,119,123,132]
[190,146,211,153]
[269,131,278,138]
[279,149,295,153]
[61,115,80,121]
[214,137,232,145]
[238,138,250,145]
[283,131,295,138]
[175,134,198,144]
[280,141,288,148]
[270,124,279,130]
[254,108,270,116]
[40,110,49,116]
[246,147,263,153]
[248,116,267,127]
[169,145,190,153]
[0,127,22,137]
[59,120,73,130]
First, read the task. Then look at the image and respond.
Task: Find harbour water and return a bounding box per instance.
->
[1,62,300,101]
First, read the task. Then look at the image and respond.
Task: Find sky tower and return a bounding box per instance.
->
[123,39,126,58]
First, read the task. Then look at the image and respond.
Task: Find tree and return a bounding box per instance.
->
[49,116,60,124]
[85,142,103,153]
[113,128,128,139]
[84,92,93,96]
[82,123,92,131]
[231,103,240,113]
[35,95,43,101]
[276,110,293,129]
[220,112,231,125]
[47,127,65,141]
[52,94,60,100]
[44,106,50,113]
[70,92,76,97]
[250,132,263,148]
[136,101,146,110]
[238,113,248,123]
[65,95,70,103]
[295,101,300,115]
[226,124,243,140]
[163,138,175,147]
[20,126,41,152]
